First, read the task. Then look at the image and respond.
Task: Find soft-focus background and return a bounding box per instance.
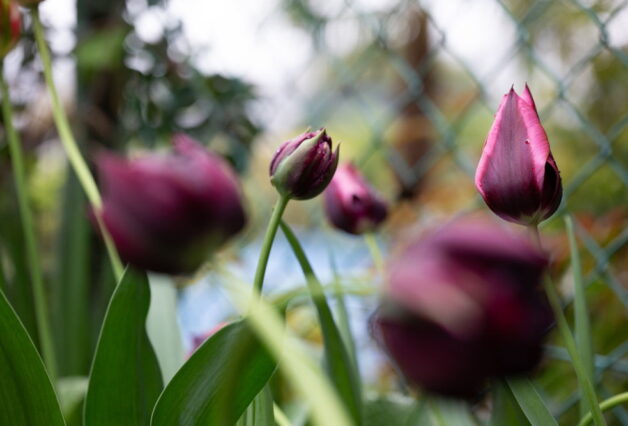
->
[0,0,626,424]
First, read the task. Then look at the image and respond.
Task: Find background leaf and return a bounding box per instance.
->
[0,290,65,426]
[236,385,275,426]
[151,320,276,426]
[84,268,163,426]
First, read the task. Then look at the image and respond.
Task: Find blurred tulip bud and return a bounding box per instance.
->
[323,163,388,235]
[372,218,552,398]
[269,128,339,200]
[475,85,562,226]
[97,134,246,275]
[0,0,20,59]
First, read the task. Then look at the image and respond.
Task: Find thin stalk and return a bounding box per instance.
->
[31,8,123,280]
[1,65,57,379]
[566,215,594,418]
[252,195,289,294]
[529,225,606,426]
[578,392,628,426]
[364,232,384,273]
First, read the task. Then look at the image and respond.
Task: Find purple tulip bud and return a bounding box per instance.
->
[97,134,246,274]
[269,128,339,200]
[323,163,388,235]
[475,85,562,226]
[372,218,552,398]
[0,1,20,59]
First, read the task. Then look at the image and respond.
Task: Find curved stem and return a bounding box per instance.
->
[252,195,289,294]
[578,392,628,426]
[1,64,57,379]
[31,8,123,280]
[530,224,606,426]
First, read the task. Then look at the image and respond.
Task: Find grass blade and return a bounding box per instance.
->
[565,215,594,417]
[507,378,558,426]
[281,221,363,424]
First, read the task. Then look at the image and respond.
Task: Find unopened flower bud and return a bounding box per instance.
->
[0,0,20,59]
[97,134,247,275]
[475,85,562,226]
[372,218,552,398]
[269,128,339,200]
[323,163,388,235]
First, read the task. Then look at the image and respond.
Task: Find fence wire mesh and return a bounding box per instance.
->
[231,0,627,423]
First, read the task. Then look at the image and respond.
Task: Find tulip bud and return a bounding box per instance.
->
[97,134,246,275]
[475,85,562,226]
[372,218,552,398]
[269,128,339,200]
[323,163,388,235]
[0,0,20,59]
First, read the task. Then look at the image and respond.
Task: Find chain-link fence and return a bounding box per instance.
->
[208,0,627,423]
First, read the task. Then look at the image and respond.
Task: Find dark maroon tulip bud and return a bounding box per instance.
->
[323,163,388,235]
[97,134,246,275]
[269,128,339,200]
[0,0,20,59]
[372,218,552,398]
[475,85,562,226]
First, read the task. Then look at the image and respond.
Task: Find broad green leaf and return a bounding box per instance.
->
[507,378,558,426]
[85,268,163,426]
[147,274,185,384]
[0,289,65,425]
[151,320,276,426]
[281,222,364,424]
[565,215,594,417]
[236,385,274,426]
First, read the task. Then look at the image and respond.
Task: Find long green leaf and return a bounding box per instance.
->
[565,215,594,417]
[151,320,276,426]
[84,268,163,426]
[507,378,558,426]
[0,289,65,425]
[280,221,363,424]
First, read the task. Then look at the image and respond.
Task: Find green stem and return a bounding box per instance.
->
[0,64,57,379]
[31,7,123,281]
[273,403,291,426]
[530,226,606,426]
[252,195,289,294]
[578,392,628,426]
[364,232,384,273]
[566,215,594,418]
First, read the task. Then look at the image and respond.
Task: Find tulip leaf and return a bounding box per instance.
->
[0,289,65,426]
[507,378,558,426]
[280,222,364,424]
[151,320,276,426]
[84,268,163,426]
